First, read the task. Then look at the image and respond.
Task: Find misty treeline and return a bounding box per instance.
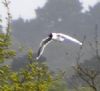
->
[0,0,100,91]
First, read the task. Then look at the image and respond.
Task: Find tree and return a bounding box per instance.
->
[71,26,100,91]
[0,0,16,63]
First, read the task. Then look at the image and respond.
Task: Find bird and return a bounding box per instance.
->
[36,33,82,60]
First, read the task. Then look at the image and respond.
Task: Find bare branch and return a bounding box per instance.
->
[2,0,12,42]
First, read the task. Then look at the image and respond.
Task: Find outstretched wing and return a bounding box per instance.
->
[57,33,82,45]
[36,37,52,60]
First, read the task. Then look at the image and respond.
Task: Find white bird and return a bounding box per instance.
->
[36,33,82,60]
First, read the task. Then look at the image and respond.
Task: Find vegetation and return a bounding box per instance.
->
[0,0,100,91]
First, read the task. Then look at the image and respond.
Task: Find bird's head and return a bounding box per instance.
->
[48,33,53,38]
[48,32,58,40]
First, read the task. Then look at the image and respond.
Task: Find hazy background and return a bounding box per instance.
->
[1,0,100,71]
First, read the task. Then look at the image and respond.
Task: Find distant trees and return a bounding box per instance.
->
[1,0,100,91]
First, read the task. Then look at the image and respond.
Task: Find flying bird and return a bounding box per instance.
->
[36,33,82,60]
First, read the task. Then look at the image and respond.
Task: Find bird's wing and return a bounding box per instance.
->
[56,33,82,45]
[36,37,52,60]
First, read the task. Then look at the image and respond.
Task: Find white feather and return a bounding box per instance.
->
[56,33,82,45]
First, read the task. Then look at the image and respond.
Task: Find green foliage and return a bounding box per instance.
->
[0,33,16,63]
[0,45,66,91]
[0,50,55,91]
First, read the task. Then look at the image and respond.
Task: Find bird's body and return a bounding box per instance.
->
[36,33,82,60]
